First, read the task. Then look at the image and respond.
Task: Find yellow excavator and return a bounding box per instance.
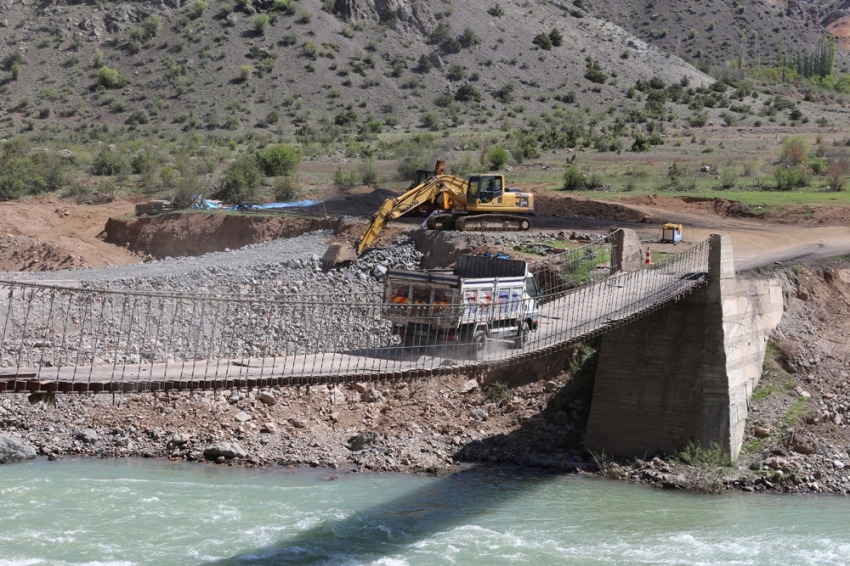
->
[322,160,534,265]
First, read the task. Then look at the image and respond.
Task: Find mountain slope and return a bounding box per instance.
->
[0,0,711,139]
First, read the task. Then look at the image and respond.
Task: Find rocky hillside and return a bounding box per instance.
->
[587,0,850,71]
[0,0,714,140]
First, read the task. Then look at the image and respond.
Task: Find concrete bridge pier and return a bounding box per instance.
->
[585,234,784,461]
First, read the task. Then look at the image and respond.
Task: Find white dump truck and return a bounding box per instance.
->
[382,255,541,359]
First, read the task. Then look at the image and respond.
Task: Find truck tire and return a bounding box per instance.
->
[512,322,528,349]
[468,329,487,361]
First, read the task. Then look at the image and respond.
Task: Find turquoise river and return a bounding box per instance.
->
[1,458,849,565]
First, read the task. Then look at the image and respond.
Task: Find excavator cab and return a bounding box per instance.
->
[467,175,504,206]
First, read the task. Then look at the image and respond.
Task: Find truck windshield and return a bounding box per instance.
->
[526,276,539,297]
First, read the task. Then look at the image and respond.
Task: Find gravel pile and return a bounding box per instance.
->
[0,231,428,368]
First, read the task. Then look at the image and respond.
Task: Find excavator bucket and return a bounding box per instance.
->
[322,243,358,267]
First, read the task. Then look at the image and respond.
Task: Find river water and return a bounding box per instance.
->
[1,459,849,565]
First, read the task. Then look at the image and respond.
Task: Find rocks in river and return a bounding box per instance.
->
[203,443,247,460]
[0,435,37,464]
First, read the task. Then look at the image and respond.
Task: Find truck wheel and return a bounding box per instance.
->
[468,330,487,361]
[513,322,528,349]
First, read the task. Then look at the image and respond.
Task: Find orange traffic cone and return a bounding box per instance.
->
[645,246,653,265]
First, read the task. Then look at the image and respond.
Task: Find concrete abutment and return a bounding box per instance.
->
[585,234,783,461]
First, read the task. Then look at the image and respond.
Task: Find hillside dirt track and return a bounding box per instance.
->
[0,190,849,273]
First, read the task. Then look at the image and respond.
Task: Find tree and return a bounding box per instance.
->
[488,146,509,169]
[257,144,301,176]
[549,28,563,47]
[215,155,263,202]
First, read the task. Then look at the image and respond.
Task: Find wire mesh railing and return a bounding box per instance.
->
[0,236,710,393]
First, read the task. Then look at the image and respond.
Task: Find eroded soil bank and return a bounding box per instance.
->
[101,213,342,259]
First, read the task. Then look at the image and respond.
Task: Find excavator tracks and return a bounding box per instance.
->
[427,214,531,232]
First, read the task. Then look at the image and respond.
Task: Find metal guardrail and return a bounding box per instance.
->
[0,236,710,394]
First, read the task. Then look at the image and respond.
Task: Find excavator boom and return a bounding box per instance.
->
[356,175,468,255]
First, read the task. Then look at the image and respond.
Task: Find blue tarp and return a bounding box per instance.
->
[245,200,322,210]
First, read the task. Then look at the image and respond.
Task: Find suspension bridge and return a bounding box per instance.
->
[0,233,712,395]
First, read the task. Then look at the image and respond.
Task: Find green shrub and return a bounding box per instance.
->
[215,155,263,202]
[239,64,253,80]
[487,145,509,169]
[455,83,482,102]
[359,158,379,187]
[773,166,800,191]
[0,148,67,200]
[97,67,128,89]
[532,33,552,50]
[562,165,587,190]
[190,0,209,18]
[257,143,301,176]
[334,167,360,190]
[446,63,467,81]
[630,132,650,152]
[807,157,827,174]
[781,135,809,166]
[10,61,21,80]
[421,111,441,131]
[253,14,270,34]
[273,176,302,201]
[718,168,738,190]
[141,15,163,41]
[91,149,129,176]
[687,113,707,127]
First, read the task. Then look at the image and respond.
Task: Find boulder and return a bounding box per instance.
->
[790,432,818,455]
[0,435,37,464]
[233,411,252,423]
[360,387,382,402]
[170,433,191,445]
[203,442,247,459]
[74,428,98,444]
[258,391,276,406]
[346,433,374,452]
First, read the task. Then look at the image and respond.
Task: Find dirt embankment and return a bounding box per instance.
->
[533,193,649,222]
[101,213,343,259]
[621,195,760,218]
[0,197,137,272]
